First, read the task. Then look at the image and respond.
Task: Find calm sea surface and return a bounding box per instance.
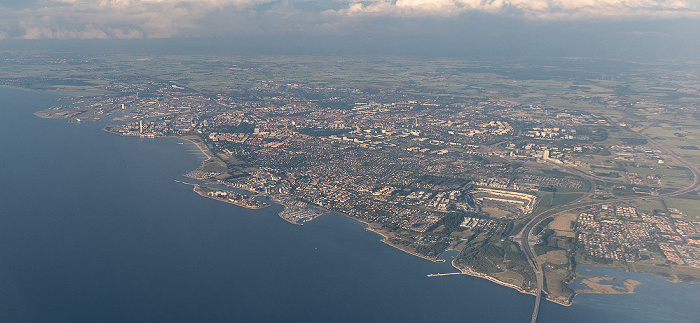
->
[0,86,698,322]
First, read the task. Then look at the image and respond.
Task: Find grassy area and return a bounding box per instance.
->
[635,199,666,215]
[626,262,675,279]
[539,249,568,265]
[552,192,584,206]
[625,166,692,188]
[543,267,575,304]
[555,186,588,193]
[644,124,700,167]
[548,212,577,238]
[536,238,575,304]
[625,165,686,177]
[663,198,700,220]
[574,276,640,295]
[574,252,628,271]
[532,192,553,215]
[493,271,527,289]
[454,236,536,291]
[199,159,229,173]
[671,265,700,283]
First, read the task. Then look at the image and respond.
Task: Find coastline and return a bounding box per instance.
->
[452,259,535,298]
[177,135,216,166]
[41,91,655,310]
[111,129,577,306]
[266,195,327,226]
[175,180,269,210]
[173,136,314,226]
[102,129,215,171]
[358,218,444,264]
[450,258,574,306]
[277,213,304,226]
[174,131,578,305]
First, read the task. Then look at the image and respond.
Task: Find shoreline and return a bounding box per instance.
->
[172,135,217,170]
[450,259,536,299]
[173,131,576,305]
[113,130,576,306]
[356,218,444,264]
[451,258,573,307]
[271,198,321,226]
[277,214,304,226]
[172,137,314,226]
[175,180,270,210]
[102,129,214,171]
[178,136,214,160]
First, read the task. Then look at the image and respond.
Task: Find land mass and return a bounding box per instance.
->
[9,53,700,311]
[575,276,641,295]
[187,182,269,210]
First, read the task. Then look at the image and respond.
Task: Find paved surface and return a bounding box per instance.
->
[513,127,700,322]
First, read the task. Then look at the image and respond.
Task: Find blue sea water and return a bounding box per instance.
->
[0,86,698,322]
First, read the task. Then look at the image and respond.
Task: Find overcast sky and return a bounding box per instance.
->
[1,0,699,58]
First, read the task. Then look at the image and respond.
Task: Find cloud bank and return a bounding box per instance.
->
[330,0,699,19]
[0,0,697,39]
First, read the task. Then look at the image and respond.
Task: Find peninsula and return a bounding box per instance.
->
[189,184,269,210]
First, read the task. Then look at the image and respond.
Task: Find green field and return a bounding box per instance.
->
[625,166,692,188]
[664,198,700,219]
[635,199,667,215]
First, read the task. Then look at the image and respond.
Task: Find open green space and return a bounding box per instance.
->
[625,166,692,188]
[552,192,584,206]
[663,198,700,219]
[635,199,667,215]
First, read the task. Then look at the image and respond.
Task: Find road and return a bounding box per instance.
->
[513,126,700,323]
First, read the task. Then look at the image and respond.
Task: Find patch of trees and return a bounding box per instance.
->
[428,213,465,236]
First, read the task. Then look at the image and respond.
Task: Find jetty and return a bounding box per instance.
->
[427,272,464,277]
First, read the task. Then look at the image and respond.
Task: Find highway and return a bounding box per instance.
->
[513,126,700,323]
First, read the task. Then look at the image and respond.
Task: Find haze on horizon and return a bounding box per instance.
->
[1,0,699,59]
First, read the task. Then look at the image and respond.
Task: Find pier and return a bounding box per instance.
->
[427,272,464,277]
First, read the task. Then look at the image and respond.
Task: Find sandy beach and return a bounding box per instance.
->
[178,135,216,167]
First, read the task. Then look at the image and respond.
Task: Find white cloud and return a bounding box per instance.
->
[329,0,700,19]
[1,0,698,39]
[10,0,278,39]
[18,23,144,39]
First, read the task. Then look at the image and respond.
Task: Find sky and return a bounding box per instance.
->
[0,0,699,58]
